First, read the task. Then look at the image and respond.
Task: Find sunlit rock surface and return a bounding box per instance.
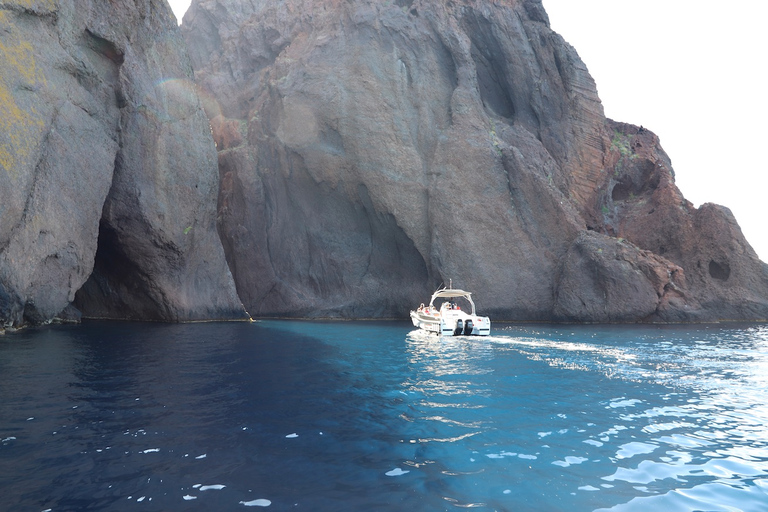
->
[0,0,247,327]
[183,0,768,322]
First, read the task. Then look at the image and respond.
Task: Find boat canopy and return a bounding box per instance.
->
[429,288,477,314]
[432,289,472,298]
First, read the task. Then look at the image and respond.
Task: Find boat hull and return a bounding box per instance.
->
[410,310,490,336]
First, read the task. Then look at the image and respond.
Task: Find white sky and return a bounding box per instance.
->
[543,0,768,262]
[168,0,768,261]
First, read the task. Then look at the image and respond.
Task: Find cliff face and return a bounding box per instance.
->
[2,0,765,328]
[183,0,768,322]
[0,0,247,328]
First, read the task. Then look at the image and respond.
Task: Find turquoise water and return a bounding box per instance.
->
[1,320,767,510]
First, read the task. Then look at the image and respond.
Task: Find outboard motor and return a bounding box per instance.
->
[464,319,474,335]
[453,319,464,336]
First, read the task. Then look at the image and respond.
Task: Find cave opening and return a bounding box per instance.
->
[73,215,162,321]
[708,260,731,281]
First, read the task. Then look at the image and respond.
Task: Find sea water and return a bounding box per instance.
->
[1,320,767,511]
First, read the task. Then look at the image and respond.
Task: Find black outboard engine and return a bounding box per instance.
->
[453,319,464,336]
[464,319,474,335]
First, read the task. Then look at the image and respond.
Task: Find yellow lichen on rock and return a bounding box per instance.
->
[0,11,48,181]
[2,0,57,14]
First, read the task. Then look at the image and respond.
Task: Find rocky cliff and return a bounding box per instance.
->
[2,0,766,329]
[182,0,768,322]
[0,0,247,329]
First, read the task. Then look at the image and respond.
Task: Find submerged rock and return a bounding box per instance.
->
[182,0,768,322]
[0,0,247,327]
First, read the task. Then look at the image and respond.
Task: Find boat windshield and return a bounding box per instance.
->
[430,289,476,314]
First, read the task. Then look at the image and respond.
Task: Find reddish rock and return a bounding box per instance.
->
[599,122,768,321]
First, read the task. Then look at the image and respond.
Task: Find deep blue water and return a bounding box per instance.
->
[1,320,767,511]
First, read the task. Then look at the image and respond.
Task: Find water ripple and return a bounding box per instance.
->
[2,321,767,511]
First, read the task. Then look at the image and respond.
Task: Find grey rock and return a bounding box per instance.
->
[183,0,592,318]
[553,231,689,323]
[0,0,247,327]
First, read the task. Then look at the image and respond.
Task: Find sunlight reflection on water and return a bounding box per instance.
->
[403,323,768,511]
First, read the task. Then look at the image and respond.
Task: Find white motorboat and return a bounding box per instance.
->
[410,285,491,336]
